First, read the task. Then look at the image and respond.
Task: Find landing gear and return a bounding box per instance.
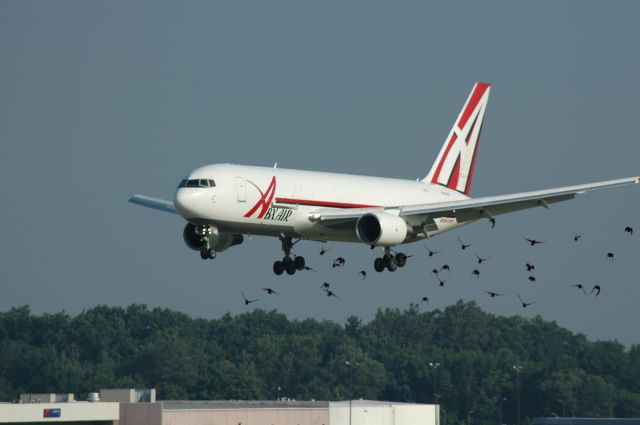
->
[374,248,407,272]
[197,225,218,261]
[374,257,385,272]
[272,235,305,276]
[273,261,285,275]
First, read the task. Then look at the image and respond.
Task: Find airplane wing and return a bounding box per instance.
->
[129,195,177,214]
[311,176,639,224]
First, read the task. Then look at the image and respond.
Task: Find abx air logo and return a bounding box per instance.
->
[244,176,292,222]
[430,82,490,195]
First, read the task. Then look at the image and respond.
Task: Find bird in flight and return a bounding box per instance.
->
[332,257,346,268]
[528,276,536,283]
[319,245,331,256]
[302,266,316,272]
[458,237,474,250]
[323,287,340,298]
[439,264,451,272]
[625,226,634,235]
[241,291,259,306]
[488,218,496,228]
[471,269,480,279]
[525,263,535,272]
[421,296,429,304]
[606,252,615,262]
[262,288,279,295]
[358,270,367,280]
[431,268,440,276]
[484,290,504,298]
[591,285,601,297]
[474,252,491,264]
[574,233,582,242]
[524,238,545,246]
[569,283,586,295]
[321,282,331,290]
[518,294,537,308]
[423,244,442,257]
[437,276,449,287]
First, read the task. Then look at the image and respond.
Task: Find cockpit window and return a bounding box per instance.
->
[178,178,216,188]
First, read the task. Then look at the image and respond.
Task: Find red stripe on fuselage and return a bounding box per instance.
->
[275,197,380,209]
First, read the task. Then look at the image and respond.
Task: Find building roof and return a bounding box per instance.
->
[162,400,330,410]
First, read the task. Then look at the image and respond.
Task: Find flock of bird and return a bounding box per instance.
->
[240,224,635,309]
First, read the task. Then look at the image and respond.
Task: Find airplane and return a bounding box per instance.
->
[130,82,639,275]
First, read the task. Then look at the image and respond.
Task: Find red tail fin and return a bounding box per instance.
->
[423,82,491,195]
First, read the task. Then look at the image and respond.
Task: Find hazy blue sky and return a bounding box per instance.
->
[2,1,640,345]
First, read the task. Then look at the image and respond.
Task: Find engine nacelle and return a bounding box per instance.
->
[183,223,243,253]
[183,223,204,250]
[356,212,408,246]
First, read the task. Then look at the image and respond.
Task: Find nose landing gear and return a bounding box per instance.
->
[273,235,306,276]
[198,225,217,260]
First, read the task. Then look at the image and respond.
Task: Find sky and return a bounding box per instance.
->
[1,1,640,345]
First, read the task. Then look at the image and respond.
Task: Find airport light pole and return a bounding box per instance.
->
[428,362,441,404]
[512,365,523,425]
[498,396,507,425]
[345,360,359,425]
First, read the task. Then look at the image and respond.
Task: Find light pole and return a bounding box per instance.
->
[498,396,507,425]
[345,360,359,425]
[512,365,523,425]
[428,362,441,404]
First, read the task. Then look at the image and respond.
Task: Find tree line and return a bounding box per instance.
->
[1,301,639,423]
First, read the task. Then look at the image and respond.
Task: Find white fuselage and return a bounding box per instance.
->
[173,163,470,243]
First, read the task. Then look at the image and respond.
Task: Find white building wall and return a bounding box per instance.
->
[329,401,437,425]
[0,402,119,423]
[394,404,439,425]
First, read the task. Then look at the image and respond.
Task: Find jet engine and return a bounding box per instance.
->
[182,223,243,253]
[355,212,408,246]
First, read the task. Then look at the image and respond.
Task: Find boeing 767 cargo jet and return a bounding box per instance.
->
[130,83,638,275]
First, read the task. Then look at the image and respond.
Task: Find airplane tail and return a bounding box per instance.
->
[422,82,491,195]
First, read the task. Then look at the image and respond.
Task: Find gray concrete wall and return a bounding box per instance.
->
[119,402,162,425]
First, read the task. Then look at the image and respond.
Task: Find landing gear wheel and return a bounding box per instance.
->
[294,256,306,270]
[396,253,406,268]
[273,261,285,275]
[207,248,216,259]
[374,257,385,272]
[285,259,297,275]
[200,248,209,260]
[385,254,398,272]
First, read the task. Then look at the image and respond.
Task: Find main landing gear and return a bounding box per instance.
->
[273,235,306,276]
[373,248,408,272]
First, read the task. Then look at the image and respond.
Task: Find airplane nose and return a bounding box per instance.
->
[174,189,198,218]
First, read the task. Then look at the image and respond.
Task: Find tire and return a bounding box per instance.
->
[200,248,209,260]
[273,261,285,275]
[374,257,385,272]
[285,260,297,275]
[208,248,216,259]
[396,253,406,267]
[386,256,398,272]
[294,256,306,270]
